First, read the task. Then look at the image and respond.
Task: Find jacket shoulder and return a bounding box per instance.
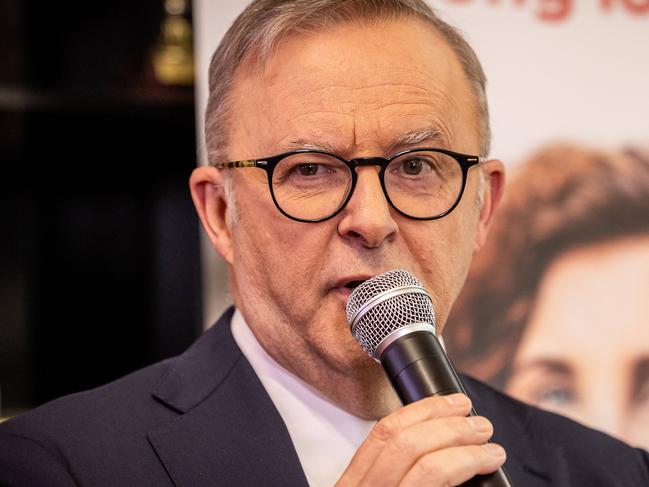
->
[0,357,177,486]
[2,356,176,437]
[0,310,237,486]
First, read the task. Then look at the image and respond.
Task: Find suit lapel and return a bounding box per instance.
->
[498,438,569,487]
[147,309,309,487]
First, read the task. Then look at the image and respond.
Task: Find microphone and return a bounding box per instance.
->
[346,269,513,487]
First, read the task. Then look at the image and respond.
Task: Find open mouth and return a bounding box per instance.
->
[344,280,366,290]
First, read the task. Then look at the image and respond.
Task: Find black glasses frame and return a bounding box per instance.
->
[213,148,482,223]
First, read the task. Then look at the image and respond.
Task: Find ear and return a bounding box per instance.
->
[189,166,234,264]
[474,159,505,252]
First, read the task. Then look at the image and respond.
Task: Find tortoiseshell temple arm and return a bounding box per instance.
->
[213,159,268,169]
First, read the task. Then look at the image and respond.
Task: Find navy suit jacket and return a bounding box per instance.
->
[1,307,648,486]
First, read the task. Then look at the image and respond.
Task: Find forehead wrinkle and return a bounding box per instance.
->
[279,130,359,157]
[272,109,356,155]
[279,125,446,158]
[283,69,441,105]
[266,78,454,157]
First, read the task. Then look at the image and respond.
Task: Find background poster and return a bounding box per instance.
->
[193,0,649,449]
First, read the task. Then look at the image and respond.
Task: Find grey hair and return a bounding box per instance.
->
[205,0,492,165]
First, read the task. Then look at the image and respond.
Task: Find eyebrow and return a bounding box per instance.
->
[282,127,444,157]
[281,139,340,154]
[386,127,444,153]
[513,358,574,377]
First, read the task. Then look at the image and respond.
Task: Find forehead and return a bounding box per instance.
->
[227,17,479,157]
[521,236,649,359]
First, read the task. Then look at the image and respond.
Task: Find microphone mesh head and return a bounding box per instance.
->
[346,269,436,357]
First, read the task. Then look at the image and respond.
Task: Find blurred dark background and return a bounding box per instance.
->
[0,0,202,416]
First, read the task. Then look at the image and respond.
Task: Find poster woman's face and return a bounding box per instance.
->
[506,235,649,450]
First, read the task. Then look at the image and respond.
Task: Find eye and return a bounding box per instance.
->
[390,154,442,179]
[273,154,350,191]
[276,154,344,180]
[403,158,426,175]
[536,387,577,407]
[296,163,320,177]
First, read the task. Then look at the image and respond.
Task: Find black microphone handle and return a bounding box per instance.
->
[380,330,513,487]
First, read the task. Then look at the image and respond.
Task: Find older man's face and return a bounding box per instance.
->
[193,17,503,416]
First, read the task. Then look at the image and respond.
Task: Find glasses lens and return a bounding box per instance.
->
[384,150,463,218]
[272,152,352,220]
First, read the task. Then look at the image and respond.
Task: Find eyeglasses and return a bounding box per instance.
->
[213,148,482,223]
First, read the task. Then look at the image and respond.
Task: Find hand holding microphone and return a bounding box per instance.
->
[337,269,513,487]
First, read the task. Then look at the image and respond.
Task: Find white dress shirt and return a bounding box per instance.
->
[231,309,376,487]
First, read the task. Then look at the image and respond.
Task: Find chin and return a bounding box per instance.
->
[344,371,401,420]
[348,349,378,370]
[334,332,376,364]
[315,339,378,378]
[307,337,400,418]
[343,350,386,384]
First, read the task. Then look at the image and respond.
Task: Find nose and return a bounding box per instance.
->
[337,166,398,248]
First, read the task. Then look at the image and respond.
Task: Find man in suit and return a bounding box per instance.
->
[2,0,648,485]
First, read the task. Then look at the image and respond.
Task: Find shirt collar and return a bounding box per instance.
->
[230,309,375,487]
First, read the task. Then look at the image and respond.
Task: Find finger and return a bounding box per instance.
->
[361,415,494,486]
[399,443,507,487]
[365,394,472,455]
[336,394,471,485]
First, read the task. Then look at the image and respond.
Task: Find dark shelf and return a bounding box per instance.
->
[0,85,196,111]
[0,0,202,414]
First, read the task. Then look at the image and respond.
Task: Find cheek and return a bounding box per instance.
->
[400,219,475,327]
[231,198,334,294]
[446,201,481,281]
[227,182,286,292]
